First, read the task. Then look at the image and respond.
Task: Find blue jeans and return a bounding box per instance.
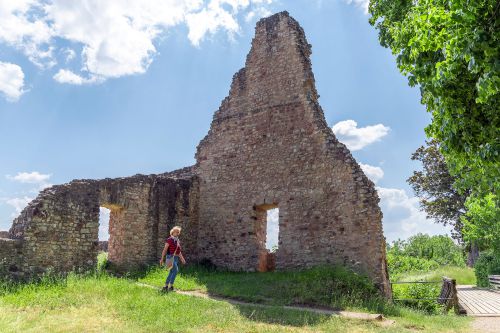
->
[165,255,179,285]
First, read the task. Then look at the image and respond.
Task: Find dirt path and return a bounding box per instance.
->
[135,282,394,326]
[471,317,500,333]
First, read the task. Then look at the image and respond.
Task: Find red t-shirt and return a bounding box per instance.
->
[166,237,182,255]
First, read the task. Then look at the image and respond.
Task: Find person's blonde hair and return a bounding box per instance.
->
[170,226,182,236]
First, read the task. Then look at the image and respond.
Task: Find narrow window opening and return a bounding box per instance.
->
[99,207,110,242]
[255,204,279,272]
[97,206,110,269]
[266,208,279,252]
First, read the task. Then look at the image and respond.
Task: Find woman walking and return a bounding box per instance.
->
[160,226,186,292]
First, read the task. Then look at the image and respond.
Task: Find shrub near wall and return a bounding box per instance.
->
[474,251,500,287]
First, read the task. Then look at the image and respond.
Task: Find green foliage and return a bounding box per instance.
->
[407,140,468,240]
[387,234,465,278]
[392,282,442,314]
[387,234,469,313]
[473,250,500,287]
[403,234,465,266]
[97,251,108,273]
[461,193,500,254]
[369,0,500,198]
[387,252,440,278]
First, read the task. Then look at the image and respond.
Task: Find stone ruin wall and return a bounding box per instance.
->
[1,168,198,279]
[194,12,390,293]
[0,12,390,296]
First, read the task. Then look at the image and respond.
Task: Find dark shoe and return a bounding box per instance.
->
[169,286,175,292]
[161,286,169,293]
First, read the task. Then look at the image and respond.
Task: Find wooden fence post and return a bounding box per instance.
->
[451,278,459,314]
[439,277,459,314]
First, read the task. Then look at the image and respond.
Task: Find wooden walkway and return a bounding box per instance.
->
[457,286,500,317]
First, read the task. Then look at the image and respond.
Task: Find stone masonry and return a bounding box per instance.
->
[0,12,390,296]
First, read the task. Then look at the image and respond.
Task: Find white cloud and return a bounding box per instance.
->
[0,0,275,85]
[314,0,369,14]
[344,0,369,14]
[377,187,451,242]
[0,1,54,68]
[186,5,238,46]
[0,61,26,101]
[5,196,33,217]
[6,171,51,184]
[245,6,272,23]
[53,69,102,85]
[359,163,384,183]
[332,120,390,151]
[6,171,52,193]
[63,48,76,62]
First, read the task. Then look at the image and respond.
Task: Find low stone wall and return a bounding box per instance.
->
[0,168,198,279]
[0,238,23,279]
[97,241,108,252]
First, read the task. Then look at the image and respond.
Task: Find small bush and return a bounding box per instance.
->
[387,234,465,269]
[96,251,108,273]
[387,253,440,279]
[474,251,500,287]
[392,282,442,314]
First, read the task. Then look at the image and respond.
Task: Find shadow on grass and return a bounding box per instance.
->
[233,303,330,327]
[173,263,401,318]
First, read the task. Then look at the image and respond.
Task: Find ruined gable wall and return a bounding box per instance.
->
[195,12,390,294]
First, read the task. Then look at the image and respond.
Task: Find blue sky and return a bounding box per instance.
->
[0,0,451,243]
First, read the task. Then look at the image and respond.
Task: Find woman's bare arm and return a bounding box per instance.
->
[159,242,169,265]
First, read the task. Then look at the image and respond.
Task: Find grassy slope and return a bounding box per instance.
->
[394,266,476,285]
[0,265,472,333]
[139,265,393,313]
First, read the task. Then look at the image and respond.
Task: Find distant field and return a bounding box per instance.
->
[0,263,472,332]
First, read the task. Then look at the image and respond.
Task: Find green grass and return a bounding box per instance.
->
[389,266,476,314]
[140,264,396,314]
[0,265,473,332]
[394,266,476,285]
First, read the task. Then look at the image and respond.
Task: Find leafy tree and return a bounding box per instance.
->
[473,250,500,287]
[387,233,465,279]
[390,233,465,266]
[407,140,468,241]
[461,193,500,254]
[369,0,500,198]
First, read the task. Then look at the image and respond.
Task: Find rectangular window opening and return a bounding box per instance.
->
[266,207,279,252]
[97,206,110,268]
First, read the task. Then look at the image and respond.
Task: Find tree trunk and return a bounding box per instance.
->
[467,242,479,267]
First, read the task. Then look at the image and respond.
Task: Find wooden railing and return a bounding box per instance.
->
[489,275,500,290]
[390,276,460,313]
